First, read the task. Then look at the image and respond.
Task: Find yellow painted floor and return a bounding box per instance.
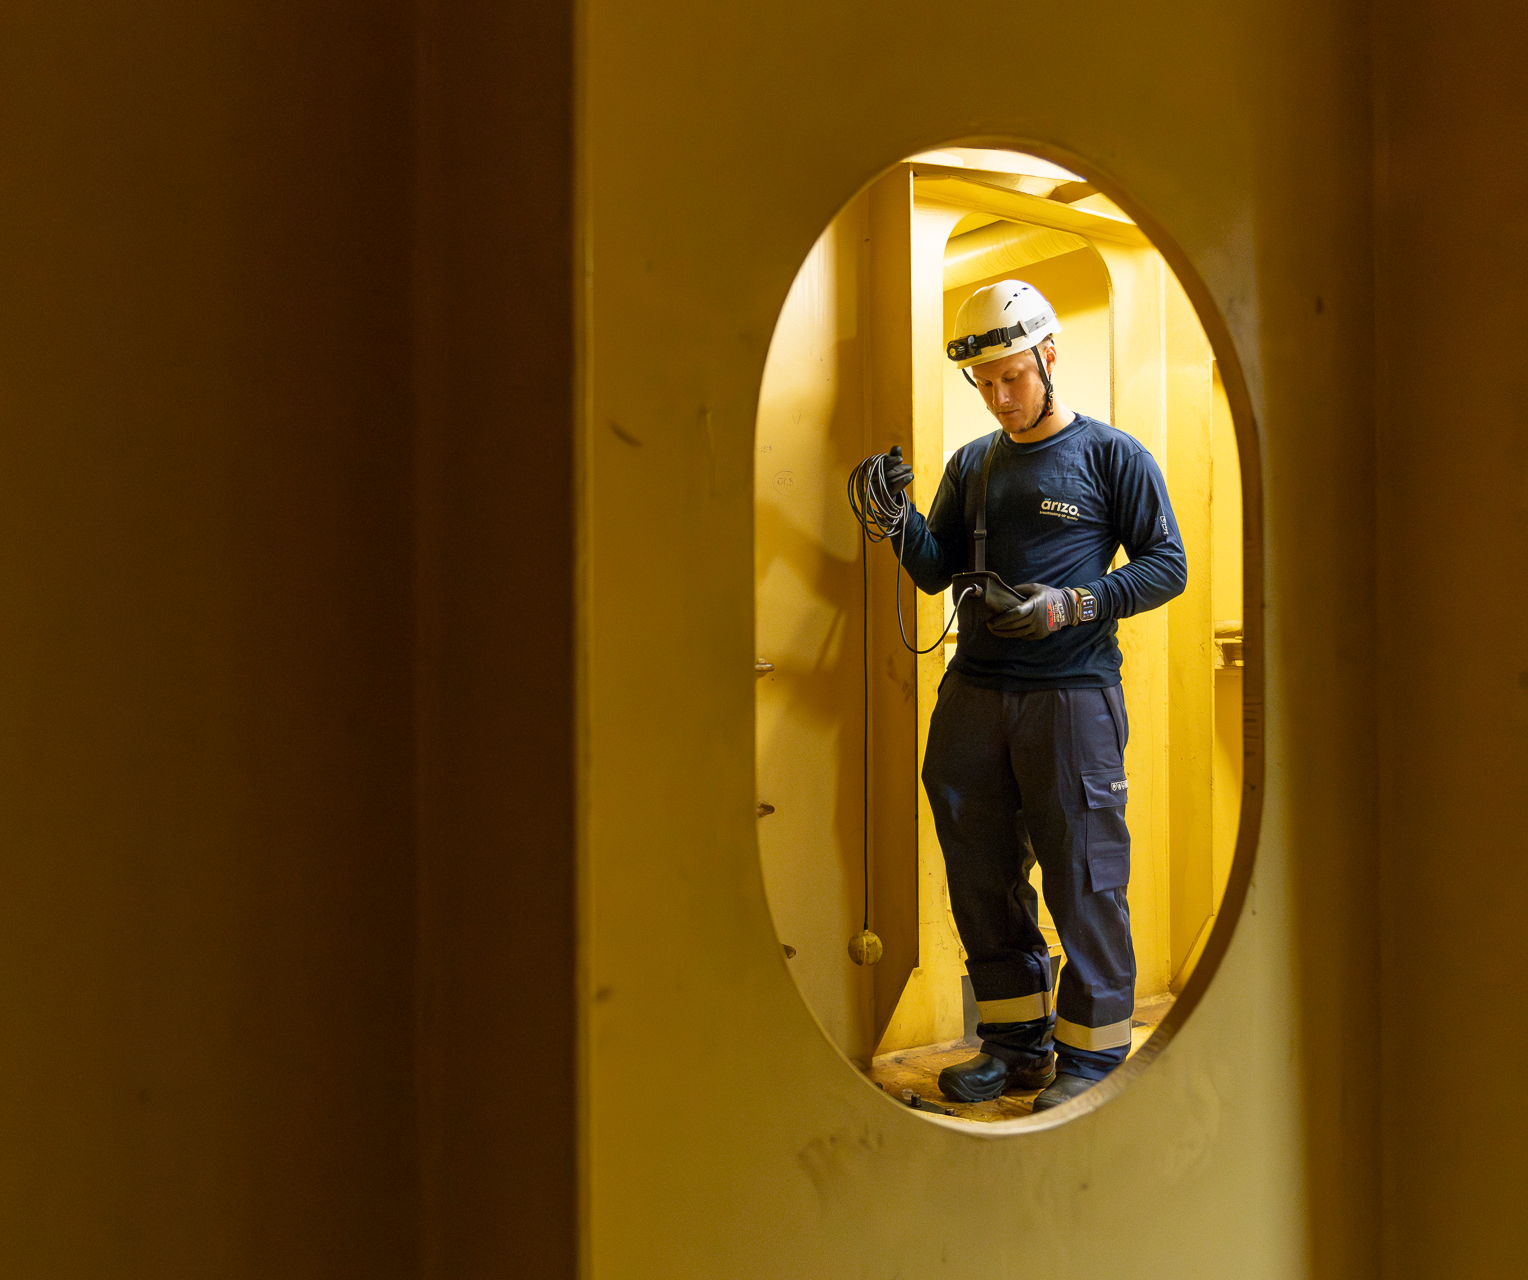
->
[865,993,1175,1122]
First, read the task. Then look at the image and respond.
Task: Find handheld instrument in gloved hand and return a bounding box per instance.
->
[948,432,1097,639]
[987,583,1096,639]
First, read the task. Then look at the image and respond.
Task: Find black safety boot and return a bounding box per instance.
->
[1030,1072,1096,1112]
[937,1051,1056,1102]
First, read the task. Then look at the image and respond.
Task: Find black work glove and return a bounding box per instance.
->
[884,445,912,498]
[987,583,1076,640]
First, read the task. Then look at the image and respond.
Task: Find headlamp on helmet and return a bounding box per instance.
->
[946,281,1061,369]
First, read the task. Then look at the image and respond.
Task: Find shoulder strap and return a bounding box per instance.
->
[973,431,1002,572]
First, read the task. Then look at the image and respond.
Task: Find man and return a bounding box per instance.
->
[884,279,1186,1112]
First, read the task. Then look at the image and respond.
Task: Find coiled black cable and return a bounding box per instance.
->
[847,448,973,656]
[845,448,975,942]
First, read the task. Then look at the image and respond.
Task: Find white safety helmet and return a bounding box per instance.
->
[946,280,1061,369]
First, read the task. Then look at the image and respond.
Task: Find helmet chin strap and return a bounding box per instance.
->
[1020,344,1056,432]
[1008,343,1057,433]
[961,343,1056,431]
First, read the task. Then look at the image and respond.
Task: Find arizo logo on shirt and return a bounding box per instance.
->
[1039,497,1081,520]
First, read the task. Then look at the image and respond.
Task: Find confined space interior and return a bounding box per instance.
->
[754,148,1247,1125]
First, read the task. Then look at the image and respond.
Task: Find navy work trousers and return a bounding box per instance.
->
[921,672,1136,1082]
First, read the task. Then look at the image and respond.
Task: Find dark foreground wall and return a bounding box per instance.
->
[0,2,580,1274]
[1376,7,1528,1275]
[0,4,420,1274]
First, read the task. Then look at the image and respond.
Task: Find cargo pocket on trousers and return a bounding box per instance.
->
[1081,768,1130,892]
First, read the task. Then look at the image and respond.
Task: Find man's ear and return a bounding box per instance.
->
[1044,339,1058,372]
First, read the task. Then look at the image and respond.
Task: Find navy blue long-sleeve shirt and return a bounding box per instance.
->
[894,414,1188,690]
